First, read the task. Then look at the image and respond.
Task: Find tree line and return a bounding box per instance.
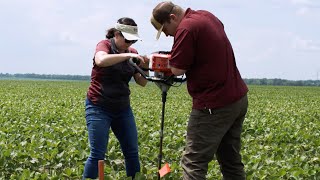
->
[0,73,90,81]
[243,78,319,86]
[0,73,319,86]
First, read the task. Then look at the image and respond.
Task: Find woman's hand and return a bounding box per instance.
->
[129,53,145,63]
[133,54,149,87]
[139,55,150,69]
[129,54,149,69]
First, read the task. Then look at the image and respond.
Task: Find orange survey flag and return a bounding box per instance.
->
[159,163,171,178]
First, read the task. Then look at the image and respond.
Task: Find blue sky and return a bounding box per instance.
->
[0,0,319,80]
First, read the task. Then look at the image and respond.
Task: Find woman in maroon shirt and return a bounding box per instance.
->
[83,17,149,179]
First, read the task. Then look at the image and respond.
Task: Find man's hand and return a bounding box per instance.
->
[171,67,186,76]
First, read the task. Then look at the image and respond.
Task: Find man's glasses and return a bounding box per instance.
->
[119,32,137,44]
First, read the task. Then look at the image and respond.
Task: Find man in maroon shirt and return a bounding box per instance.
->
[151,2,248,179]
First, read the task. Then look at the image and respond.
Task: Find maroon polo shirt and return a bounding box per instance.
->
[87,39,138,111]
[169,8,248,109]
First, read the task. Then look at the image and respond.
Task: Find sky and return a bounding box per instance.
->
[0,0,319,80]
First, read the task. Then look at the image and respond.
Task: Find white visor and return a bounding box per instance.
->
[114,23,141,40]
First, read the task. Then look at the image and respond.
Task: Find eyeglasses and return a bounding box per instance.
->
[124,39,137,44]
[119,32,137,44]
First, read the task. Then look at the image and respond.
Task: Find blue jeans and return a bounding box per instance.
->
[83,98,140,179]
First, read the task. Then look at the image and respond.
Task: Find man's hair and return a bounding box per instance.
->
[152,1,181,24]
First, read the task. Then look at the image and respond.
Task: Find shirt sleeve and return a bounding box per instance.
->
[95,40,111,54]
[169,28,195,70]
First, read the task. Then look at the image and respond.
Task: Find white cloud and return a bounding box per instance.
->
[296,7,310,15]
[291,0,312,5]
[292,36,320,51]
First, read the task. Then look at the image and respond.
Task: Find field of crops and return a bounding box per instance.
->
[0,80,319,179]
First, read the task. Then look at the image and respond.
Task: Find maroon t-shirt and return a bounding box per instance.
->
[169,8,248,109]
[87,39,138,111]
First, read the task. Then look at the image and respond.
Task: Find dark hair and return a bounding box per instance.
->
[105,17,137,39]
